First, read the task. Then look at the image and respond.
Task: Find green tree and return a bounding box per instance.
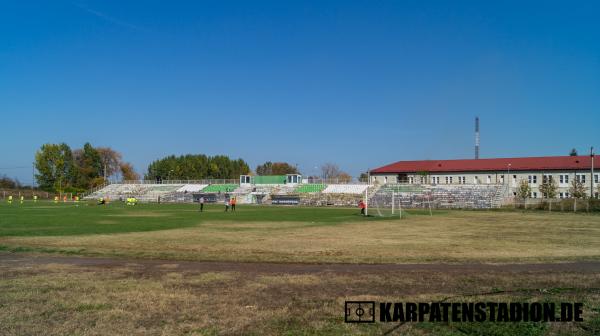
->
[74,142,104,188]
[539,175,558,199]
[516,179,531,200]
[145,154,249,180]
[256,162,299,175]
[569,148,578,156]
[34,143,76,192]
[569,177,587,199]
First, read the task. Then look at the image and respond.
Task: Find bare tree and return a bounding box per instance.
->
[320,163,342,179]
[97,147,123,177]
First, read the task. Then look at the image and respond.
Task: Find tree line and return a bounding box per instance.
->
[34,143,139,192]
[34,142,358,192]
[145,154,250,181]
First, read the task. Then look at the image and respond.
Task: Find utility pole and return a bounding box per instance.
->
[591,147,595,199]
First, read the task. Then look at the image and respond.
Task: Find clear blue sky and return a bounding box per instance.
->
[1,1,599,184]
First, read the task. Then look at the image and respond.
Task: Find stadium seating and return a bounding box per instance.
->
[295,184,326,193]
[177,184,208,193]
[85,180,505,209]
[84,183,184,202]
[201,184,239,193]
[322,184,368,194]
[369,184,504,209]
[253,175,286,184]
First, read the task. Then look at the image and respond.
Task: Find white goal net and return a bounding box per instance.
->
[366,184,433,217]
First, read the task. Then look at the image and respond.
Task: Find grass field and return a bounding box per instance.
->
[1,201,599,335]
[1,201,599,263]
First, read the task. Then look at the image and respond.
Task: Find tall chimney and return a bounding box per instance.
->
[475,117,480,159]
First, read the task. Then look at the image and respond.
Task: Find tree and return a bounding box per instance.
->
[569,177,587,199]
[73,142,103,188]
[145,154,250,180]
[539,175,558,199]
[34,143,76,192]
[337,172,352,183]
[97,147,123,178]
[0,175,20,189]
[256,161,273,175]
[320,163,342,179]
[359,172,369,182]
[256,162,299,175]
[516,179,531,199]
[320,163,352,182]
[120,162,140,181]
[569,148,578,156]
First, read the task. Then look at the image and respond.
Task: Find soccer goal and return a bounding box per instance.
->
[367,188,403,218]
[366,185,434,218]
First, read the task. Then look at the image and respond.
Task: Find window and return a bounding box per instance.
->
[595,174,599,184]
[559,174,569,185]
[474,176,479,184]
[576,175,586,183]
[445,176,449,184]
[409,176,414,184]
[384,176,388,183]
[533,192,537,198]
[500,175,504,184]
[431,176,439,184]
[559,192,564,199]
[487,175,491,184]
[565,192,570,198]
[528,175,537,184]
[420,176,426,184]
[543,175,553,183]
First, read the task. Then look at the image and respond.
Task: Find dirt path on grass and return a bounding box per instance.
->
[1,252,599,276]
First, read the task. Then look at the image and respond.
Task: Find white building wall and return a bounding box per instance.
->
[371,170,599,199]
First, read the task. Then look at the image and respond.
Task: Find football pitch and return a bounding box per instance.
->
[1,202,599,335]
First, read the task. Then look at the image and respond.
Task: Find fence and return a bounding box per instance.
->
[1,189,53,199]
[510,198,600,212]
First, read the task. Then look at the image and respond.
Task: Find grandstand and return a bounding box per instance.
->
[322,184,368,194]
[201,184,239,193]
[368,183,505,210]
[295,184,326,193]
[85,174,505,209]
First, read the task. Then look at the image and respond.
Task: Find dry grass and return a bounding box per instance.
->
[0,261,598,335]
[1,211,599,263]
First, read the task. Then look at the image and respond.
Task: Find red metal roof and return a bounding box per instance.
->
[371,156,594,174]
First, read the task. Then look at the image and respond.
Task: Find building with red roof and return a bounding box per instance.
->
[370,155,597,199]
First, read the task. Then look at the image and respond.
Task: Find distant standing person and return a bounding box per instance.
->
[199,196,205,212]
[224,198,230,212]
[231,197,236,212]
[358,200,366,216]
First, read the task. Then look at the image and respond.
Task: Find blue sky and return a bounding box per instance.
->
[1,1,599,183]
